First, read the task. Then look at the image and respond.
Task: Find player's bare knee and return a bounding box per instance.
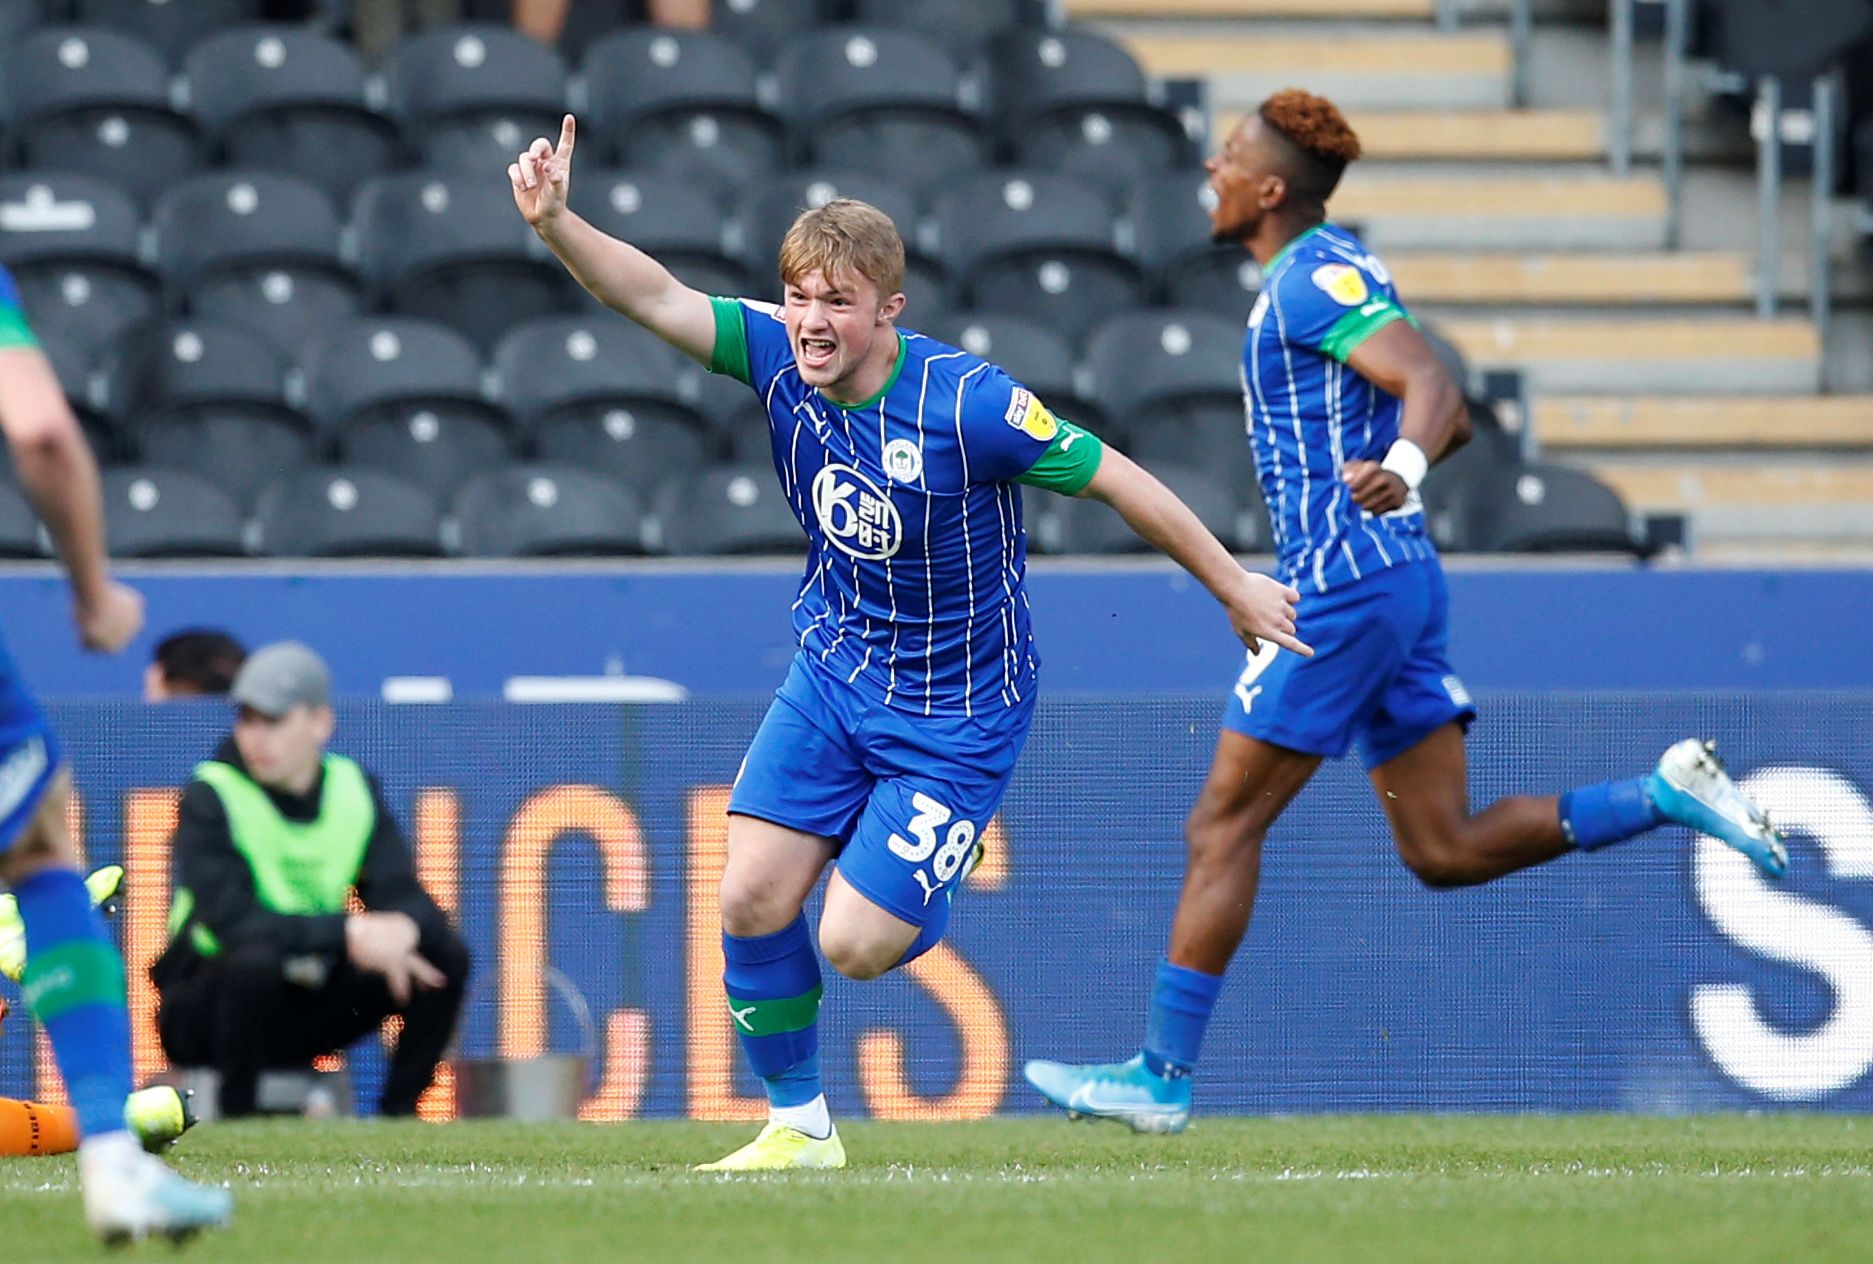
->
[1398,839,1476,890]
[817,926,893,981]
[717,873,795,938]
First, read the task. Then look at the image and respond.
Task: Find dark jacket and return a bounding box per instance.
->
[155,736,447,980]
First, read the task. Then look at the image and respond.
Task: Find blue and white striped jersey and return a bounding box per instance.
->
[708,297,1101,718]
[1242,223,1439,594]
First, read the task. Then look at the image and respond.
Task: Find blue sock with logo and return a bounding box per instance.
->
[1141,960,1224,1080]
[15,868,132,1138]
[1559,776,1665,851]
[722,916,823,1108]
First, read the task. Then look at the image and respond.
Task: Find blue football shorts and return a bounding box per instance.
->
[1223,558,1477,770]
[0,663,60,855]
[728,652,1033,932]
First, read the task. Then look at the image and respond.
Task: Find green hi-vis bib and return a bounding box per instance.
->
[169,756,375,957]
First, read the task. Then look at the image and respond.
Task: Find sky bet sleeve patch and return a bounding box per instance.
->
[1311,263,1370,307]
[1003,387,1059,442]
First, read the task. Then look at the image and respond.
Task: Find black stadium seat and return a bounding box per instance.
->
[711,0,833,66]
[71,0,265,67]
[570,170,747,299]
[774,26,985,185]
[186,27,396,205]
[152,172,363,358]
[453,464,649,558]
[0,172,159,359]
[582,28,781,192]
[352,172,572,351]
[1086,310,1254,489]
[930,170,1141,345]
[6,27,198,206]
[338,408,513,505]
[656,463,803,555]
[1464,463,1641,556]
[101,466,247,558]
[256,467,443,558]
[1129,171,1263,317]
[106,318,313,507]
[383,24,569,175]
[302,317,497,434]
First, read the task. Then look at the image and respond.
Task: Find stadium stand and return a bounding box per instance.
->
[453,463,649,557]
[255,466,443,558]
[99,466,247,558]
[0,0,1862,559]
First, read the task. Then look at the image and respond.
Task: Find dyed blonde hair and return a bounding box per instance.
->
[777,198,906,301]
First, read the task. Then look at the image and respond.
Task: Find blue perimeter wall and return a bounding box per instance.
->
[1,562,1871,1117]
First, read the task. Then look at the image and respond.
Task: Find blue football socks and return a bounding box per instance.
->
[722,916,824,1107]
[1142,960,1224,1079]
[14,867,133,1139]
[1559,776,1666,851]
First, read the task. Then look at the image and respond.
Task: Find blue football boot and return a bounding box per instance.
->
[1023,1054,1192,1134]
[1648,738,1788,878]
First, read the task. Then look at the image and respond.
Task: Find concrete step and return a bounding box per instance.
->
[1335,172,1666,250]
[1071,0,1433,15]
[1590,458,1873,543]
[1430,317,1822,393]
[1389,252,1753,305]
[1539,395,1873,449]
[1349,109,1603,161]
[1121,31,1511,110]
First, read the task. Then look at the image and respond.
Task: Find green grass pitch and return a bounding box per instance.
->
[6,1116,1871,1262]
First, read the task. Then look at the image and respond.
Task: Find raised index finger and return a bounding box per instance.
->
[556,113,576,159]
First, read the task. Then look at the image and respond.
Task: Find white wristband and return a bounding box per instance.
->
[1379,439,1428,491]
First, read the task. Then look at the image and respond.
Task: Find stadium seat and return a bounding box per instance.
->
[850,0,1023,59]
[152,172,363,357]
[338,410,512,506]
[70,0,264,67]
[382,24,569,175]
[32,334,117,451]
[1463,462,1642,556]
[0,481,41,558]
[656,463,803,555]
[255,467,443,558]
[0,173,159,360]
[570,170,748,300]
[929,170,1141,346]
[1083,309,1245,419]
[987,27,1191,191]
[101,466,248,558]
[715,402,775,464]
[495,316,713,497]
[711,0,833,66]
[186,27,396,205]
[1422,402,1520,552]
[352,172,572,351]
[1057,460,1241,555]
[0,2,49,52]
[582,28,781,190]
[5,27,199,206]
[104,318,314,507]
[453,464,649,557]
[734,170,936,303]
[301,317,497,434]
[773,26,986,184]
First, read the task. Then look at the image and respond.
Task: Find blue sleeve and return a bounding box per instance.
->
[956,363,1068,484]
[707,296,795,395]
[1272,256,1410,363]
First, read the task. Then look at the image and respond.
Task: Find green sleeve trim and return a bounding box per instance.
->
[725,984,824,1036]
[1318,301,1405,363]
[0,306,38,349]
[21,941,126,1021]
[1014,419,1104,495]
[707,296,752,386]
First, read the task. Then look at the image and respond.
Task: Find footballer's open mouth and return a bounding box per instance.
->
[799,336,836,370]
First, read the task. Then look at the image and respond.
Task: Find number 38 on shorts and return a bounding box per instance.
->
[887,792,979,908]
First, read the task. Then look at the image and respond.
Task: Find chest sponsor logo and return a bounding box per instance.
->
[1003,388,1058,443]
[1312,263,1369,306]
[882,438,923,484]
[812,463,902,560]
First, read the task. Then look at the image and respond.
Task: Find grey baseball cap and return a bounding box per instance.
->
[231,642,332,716]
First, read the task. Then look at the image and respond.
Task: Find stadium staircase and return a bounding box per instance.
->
[1071,0,1873,556]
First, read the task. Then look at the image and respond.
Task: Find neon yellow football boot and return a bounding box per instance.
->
[0,865,125,983]
[694,1122,847,1172]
